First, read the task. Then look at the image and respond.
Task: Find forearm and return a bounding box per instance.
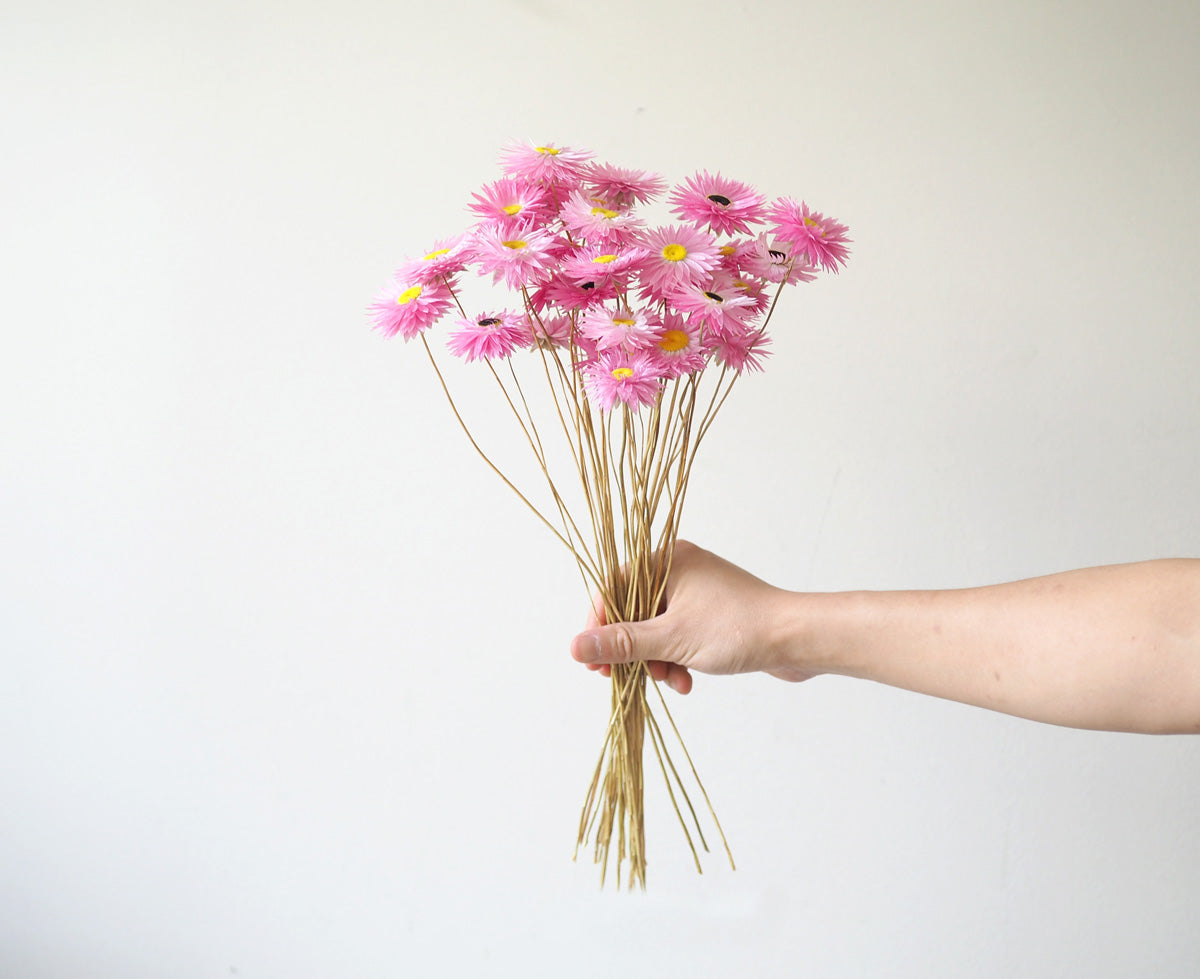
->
[777,560,1200,733]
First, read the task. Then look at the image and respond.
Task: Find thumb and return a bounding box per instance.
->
[571,619,665,667]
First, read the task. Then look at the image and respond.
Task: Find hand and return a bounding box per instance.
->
[569,541,817,694]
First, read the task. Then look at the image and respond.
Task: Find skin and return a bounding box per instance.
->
[570,541,1200,734]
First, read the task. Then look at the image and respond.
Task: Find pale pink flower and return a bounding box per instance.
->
[730,275,773,317]
[447,310,529,361]
[467,177,552,228]
[369,277,455,340]
[669,273,756,335]
[582,350,664,411]
[585,162,668,207]
[579,306,660,352]
[714,237,758,278]
[636,224,721,298]
[395,235,471,285]
[470,223,561,289]
[710,324,772,373]
[560,190,645,245]
[527,274,618,313]
[498,141,594,186]
[766,199,851,272]
[668,171,766,236]
[742,234,818,285]
[560,244,649,286]
[527,312,574,349]
[650,310,706,378]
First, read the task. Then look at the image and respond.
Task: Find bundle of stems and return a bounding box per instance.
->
[417,279,793,889]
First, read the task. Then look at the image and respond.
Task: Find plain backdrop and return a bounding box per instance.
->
[2,0,1198,976]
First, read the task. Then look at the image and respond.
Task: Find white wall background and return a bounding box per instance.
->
[3,0,1198,975]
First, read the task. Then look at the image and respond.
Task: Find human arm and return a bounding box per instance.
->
[569,542,1200,733]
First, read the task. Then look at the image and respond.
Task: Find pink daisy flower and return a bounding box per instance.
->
[741,234,819,286]
[560,244,649,286]
[650,310,706,378]
[669,273,756,336]
[498,141,594,187]
[447,310,530,362]
[582,350,664,411]
[584,162,668,207]
[560,190,645,245]
[527,274,618,313]
[395,235,471,285]
[729,275,773,317]
[470,222,561,290]
[710,324,772,374]
[526,312,574,349]
[579,306,660,352]
[668,170,767,236]
[713,237,757,277]
[636,224,721,298]
[369,277,455,341]
[467,177,552,228]
[765,198,851,273]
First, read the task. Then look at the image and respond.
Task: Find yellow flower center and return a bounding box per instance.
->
[423,248,450,261]
[613,317,636,327]
[503,239,527,250]
[592,254,618,264]
[662,243,687,262]
[803,216,824,235]
[397,286,422,305]
[719,244,737,256]
[611,367,634,380]
[591,206,619,219]
[502,204,523,216]
[658,329,688,352]
[535,146,561,155]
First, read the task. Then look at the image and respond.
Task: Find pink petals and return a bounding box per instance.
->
[372,142,851,402]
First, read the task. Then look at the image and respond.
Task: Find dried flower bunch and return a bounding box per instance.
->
[371,141,849,888]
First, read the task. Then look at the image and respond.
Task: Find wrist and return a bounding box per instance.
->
[762,588,865,680]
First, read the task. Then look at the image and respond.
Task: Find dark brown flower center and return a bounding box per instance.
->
[706,194,732,207]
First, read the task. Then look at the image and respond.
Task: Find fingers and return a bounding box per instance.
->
[571,627,692,693]
[580,658,692,694]
[647,659,693,695]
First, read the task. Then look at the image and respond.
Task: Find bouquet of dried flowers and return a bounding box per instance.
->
[371,141,849,888]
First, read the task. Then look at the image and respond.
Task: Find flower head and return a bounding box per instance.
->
[498,141,594,187]
[446,310,530,361]
[579,306,660,352]
[636,224,721,298]
[527,274,618,313]
[527,312,573,349]
[369,277,455,340]
[585,162,668,207]
[467,177,552,228]
[469,222,561,290]
[560,190,645,245]
[650,310,706,378]
[742,234,818,286]
[560,244,649,287]
[395,235,471,285]
[582,350,665,411]
[710,324,772,373]
[669,273,756,336]
[766,198,851,273]
[668,170,766,236]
